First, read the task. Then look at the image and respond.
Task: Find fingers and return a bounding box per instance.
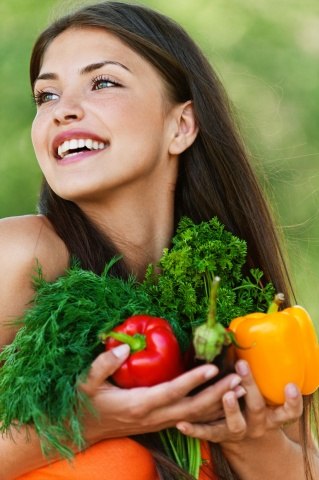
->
[235,360,266,411]
[236,360,303,431]
[235,360,267,436]
[283,384,303,417]
[181,374,244,423]
[176,390,247,442]
[79,344,130,396]
[176,421,225,441]
[150,370,245,427]
[90,364,223,431]
[176,362,304,444]
[138,364,219,410]
[222,391,246,438]
[123,364,229,426]
[267,383,303,427]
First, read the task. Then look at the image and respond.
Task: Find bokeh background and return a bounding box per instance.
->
[1,0,318,322]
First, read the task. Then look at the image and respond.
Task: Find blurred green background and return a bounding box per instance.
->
[1,0,318,320]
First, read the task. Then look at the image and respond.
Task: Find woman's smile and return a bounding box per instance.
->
[52,129,109,165]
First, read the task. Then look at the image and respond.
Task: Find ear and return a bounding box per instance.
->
[168,101,199,155]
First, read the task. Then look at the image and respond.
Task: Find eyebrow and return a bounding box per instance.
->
[35,60,131,82]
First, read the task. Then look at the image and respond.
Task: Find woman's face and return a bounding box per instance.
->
[31,27,182,204]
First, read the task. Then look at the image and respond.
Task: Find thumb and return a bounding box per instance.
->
[79,344,130,395]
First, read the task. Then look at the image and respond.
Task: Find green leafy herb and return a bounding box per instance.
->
[144,217,274,349]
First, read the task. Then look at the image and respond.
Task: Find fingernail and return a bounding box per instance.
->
[286,383,299,399]
[176,423,187,433]
[234,386,246,398]
[112,344,130,359]
[204,365,219,379]
[224,392,236,408]
[236,360,249,376]
[230,375,242,389]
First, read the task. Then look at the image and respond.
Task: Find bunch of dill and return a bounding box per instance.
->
[0,217,274,458]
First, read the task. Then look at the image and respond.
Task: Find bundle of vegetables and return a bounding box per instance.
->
[0,216,275,463]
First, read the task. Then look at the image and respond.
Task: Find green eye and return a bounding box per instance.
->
[95,79,113,89]
[33,91,59,106]
[92,75,121,90]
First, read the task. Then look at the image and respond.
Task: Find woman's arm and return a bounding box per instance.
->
[176,360,319,479]
[0,427,57,480]
[0,215,70,479]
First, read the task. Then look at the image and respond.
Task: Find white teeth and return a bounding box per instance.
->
[58,141,69,157]
[85,139,93,150]
[57,138,107,158]
[69,139,78,150]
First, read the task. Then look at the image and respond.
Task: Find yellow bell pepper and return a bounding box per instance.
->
[229,295,319,404]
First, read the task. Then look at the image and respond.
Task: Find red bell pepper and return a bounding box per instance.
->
[101,315,185,388]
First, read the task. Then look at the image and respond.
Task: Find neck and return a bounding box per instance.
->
[78,182,176,279]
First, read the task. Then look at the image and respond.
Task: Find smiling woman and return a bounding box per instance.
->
[0,2,318,480]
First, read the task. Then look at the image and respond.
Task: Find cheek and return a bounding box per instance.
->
[31,116,47,162]
[31,120,50,177]
[31,117,41,152]
[107,91,165,130]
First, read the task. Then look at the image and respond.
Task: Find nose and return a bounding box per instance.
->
[53,95,85,126]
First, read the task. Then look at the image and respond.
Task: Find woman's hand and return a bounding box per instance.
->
[176,359,303,444]
[78,344,245,445]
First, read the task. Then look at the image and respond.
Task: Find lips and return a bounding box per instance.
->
[52,130,109,160]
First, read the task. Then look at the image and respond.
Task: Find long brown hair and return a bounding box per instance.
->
[30,2,317,478]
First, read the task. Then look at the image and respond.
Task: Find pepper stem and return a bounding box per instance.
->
[100,331,146,352]
[267,293,285,314]
[207,276,220,328]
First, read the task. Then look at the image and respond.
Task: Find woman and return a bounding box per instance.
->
[0,2,318,479]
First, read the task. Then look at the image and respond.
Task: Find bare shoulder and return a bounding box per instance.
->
[0,215,69,346]
[0,214,68,276]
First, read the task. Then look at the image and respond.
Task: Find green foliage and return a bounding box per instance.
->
[0,258,155,458]
[144,217,274,340]
[0,217,274,458]
[160,428,202,477]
